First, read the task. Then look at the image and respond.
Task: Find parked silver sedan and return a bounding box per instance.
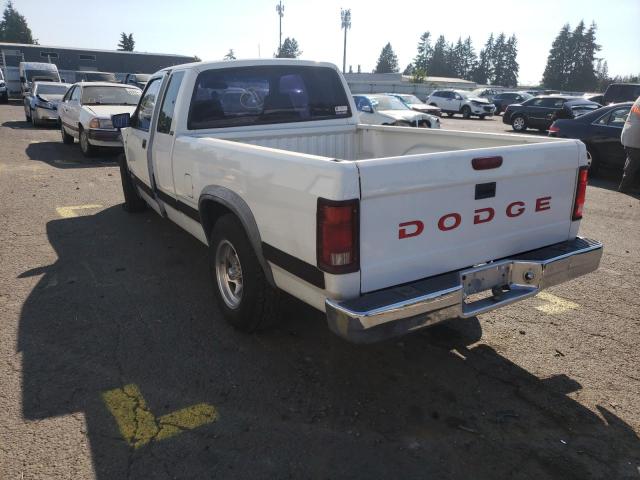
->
[24,81,71,126]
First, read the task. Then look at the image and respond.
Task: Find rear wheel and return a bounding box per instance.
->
[25,107,31,122]
[461,106,471,119]
[586,148,600,177]
[60,123,74,144]
[511,115,527,131]
[31,110,39,127]
[479,114,486,120]
[210,214,280,332]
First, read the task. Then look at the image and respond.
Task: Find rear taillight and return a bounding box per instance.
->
[572,166,589,220]
[317,198,359,274]
[549,124,560,133]
[472,156,503,170]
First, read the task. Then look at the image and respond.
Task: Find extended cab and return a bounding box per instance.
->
[112,59,602,343]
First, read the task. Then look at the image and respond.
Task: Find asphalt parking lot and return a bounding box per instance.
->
[0,102,639,479]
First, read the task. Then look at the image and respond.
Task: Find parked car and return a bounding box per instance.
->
[470,87,500,102]
[111,59,601,344]
[19,62,61,97]
[603,83,640,105]
[76,71,118,83]
[583,93,604,104]
[23,81,70,126]
[549,102,632,174]
[387,93,442,116]
[503,96,601,132]
[353,94,440,128]
[492,92,533,114]
[426,89,495,119]
[122,73,150,90]
[0,68,7,103]
[58,82,141,156]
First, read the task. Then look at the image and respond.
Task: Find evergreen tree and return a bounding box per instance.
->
[542,24,572,89]
[472,34,494,84]
[0,1,36,43]
[491,33,507,85]
[427,35,449,76]
[275,37,302,58]
[570,22,599,91]
[117,32,135,51]
[501,35,519,87]
[223,49,236,60]
[595,59,609,91]
[374,43,399,73]
[412,31,432,82]
[403,63,414,76]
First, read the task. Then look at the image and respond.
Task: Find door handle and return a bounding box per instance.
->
[142,139,147,149]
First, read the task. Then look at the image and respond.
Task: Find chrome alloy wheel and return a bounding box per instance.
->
[215,240,244,309]
[512,116,525,130]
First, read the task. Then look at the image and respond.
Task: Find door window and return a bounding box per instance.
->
[132,77,162,132]
[63,86,75,102]
[70,86,80,102]
[608,107,630,126]
[157,72,185,134]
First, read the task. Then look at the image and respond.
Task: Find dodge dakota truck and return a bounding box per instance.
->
[112,59,602,343]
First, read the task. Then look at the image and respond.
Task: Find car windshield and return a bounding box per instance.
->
[82,72,117,82]
[36,84,68,95]
[26,70,58,81]
[400,95,422,104]
[82,86,141,105]
[372,96,409,110]
[455,90,470,99]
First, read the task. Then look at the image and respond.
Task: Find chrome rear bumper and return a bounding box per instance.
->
[326,237,602,343]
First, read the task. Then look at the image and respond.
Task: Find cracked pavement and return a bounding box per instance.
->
[0,103,639,479]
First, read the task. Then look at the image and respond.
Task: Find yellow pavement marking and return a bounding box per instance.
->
[535,292,579,314]
[55,204,103,218]
[102,384,218,449]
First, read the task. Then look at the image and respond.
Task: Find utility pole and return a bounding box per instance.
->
[276,1,285,55]
[341,9,351,74]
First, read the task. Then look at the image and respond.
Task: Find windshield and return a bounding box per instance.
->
[81,86,141,105]
[372,96,409,110]
[188,65,352,129]
[36,84,68,95]
[455,90,470,99]
[82,72,117,82]
[400,94,422,104]
[571,104,601,116]
[26,70,58,82]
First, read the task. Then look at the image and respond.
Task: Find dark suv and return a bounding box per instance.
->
[503,96,600,132]
[603,83,640,105]
[492,92,533,114]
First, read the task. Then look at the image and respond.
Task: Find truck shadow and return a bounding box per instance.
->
[25,141,119,169]
[17,206,639,479]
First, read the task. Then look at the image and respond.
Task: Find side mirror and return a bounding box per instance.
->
[112,112,131,129]
[361,105,373,113]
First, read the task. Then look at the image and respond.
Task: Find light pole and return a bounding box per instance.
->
[276,1,285,55]
[341,9,351,74]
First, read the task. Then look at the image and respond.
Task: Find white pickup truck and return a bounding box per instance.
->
[112,59,602,343]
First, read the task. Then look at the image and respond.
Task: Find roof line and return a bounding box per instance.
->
[0,42,194,59]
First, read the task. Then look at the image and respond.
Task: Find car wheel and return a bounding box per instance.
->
[210,214,280,332]
[117,153,147,212]
[586,148,600,177]
[511,115,527,131]
[79,128,96,157]
[479,114,486,120]
[25,107,31,121]
[30,109,38,127]
[461,106,471,119]
[60,123,74,144]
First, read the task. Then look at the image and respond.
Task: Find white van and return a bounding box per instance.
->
[19,62,61,97]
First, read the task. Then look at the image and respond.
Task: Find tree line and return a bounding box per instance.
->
[374,32,520,87]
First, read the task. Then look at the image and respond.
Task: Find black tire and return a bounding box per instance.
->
[31,109,38,127]
[586,148,600,177]
[117,153,147,212]
[461,106,471,119]
[210,214,280,332]
[79,127,96,157]
[511,115,527,132]
[60,123,74,144]
[25,107,31,121]
[479,114,486,120]
[0,94,8,104]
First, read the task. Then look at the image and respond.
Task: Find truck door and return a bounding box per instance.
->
[123,77,163,188]
[151,71,185,197]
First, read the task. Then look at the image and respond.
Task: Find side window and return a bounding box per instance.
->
[70,87,80,102]
[530,98,545,107]
[608,107,630,126]
[63,86,74,102]
[157,72,185,134]
[133,78,162,132]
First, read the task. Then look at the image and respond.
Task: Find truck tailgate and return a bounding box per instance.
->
[356,141,582,293]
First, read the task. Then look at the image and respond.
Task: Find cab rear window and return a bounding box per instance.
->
[187,65,352,129]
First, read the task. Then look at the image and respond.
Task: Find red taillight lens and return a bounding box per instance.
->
[317,198,359,274]
[572,166,589,220]
[549,124,560,133]
[472,156,503,170]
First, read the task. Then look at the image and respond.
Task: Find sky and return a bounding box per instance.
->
[8,0,640,85]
